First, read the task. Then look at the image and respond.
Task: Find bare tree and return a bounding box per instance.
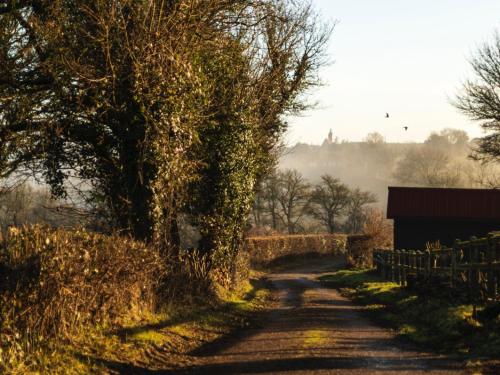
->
[260,173,281,231]
[275,169,310,234]
[0,183,33,228]
[463,161,500,188]
[393,147,462,187]
[454,32,500,161]
[364,132,385,145]
[251,188,266,228]
[345,188,377,234]
[309,174,350,233]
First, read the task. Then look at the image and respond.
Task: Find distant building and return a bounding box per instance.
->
[387,186,500,249]
[322,129,334,146]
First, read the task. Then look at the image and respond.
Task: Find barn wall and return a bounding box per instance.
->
[394,218,500,250]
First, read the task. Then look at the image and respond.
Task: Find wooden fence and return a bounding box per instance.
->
[373,232,500,301]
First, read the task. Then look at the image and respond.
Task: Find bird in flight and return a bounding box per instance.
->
[385,113,389,118]
[403,126,408,131]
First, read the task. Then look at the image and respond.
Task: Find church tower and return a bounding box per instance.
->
[322,129,334,146]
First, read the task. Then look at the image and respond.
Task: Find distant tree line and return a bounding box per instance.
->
[393,128,500,188]
[281,127,500,213]
[251,170,377,234]
[0,1,332,275]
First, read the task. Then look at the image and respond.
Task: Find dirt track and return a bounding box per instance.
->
[159,258,468,375]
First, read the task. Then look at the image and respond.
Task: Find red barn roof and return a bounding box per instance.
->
[387,187,500,220]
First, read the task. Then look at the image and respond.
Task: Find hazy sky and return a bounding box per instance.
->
[286,0,500,145]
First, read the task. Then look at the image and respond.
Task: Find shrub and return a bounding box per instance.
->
[346,209,393,267]
[245,234,346,266]
[0,225,166,368]
[346,234,374,268]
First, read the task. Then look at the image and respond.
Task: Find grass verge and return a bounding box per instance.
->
[14,274,271,374]
[320,269,500,365]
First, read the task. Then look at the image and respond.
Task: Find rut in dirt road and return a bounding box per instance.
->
[161,260,467,375]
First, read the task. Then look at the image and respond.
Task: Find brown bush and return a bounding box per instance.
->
[0,225,167,366]
[346,209,393,267]
[245,234,346,266]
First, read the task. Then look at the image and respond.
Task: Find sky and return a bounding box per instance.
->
[286,0,500,145]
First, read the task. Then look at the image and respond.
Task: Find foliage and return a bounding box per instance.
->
[245,233,346,267]
[0,224,257,371]
[188,40,259,280]
[346,209,393,267]
[362,208,393,248]
[0,0,332,272]
[0,0,213,243]
[455,32,500,162]
[0,227,269,372]
[0,225,165,370]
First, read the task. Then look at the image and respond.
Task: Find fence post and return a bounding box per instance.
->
[417,251,423,277]
[396,250,401,284]
[425,250,431,280]
[390,251,395,282]
[495,235,500,299]
[451,240,459,289]
[401,250,407,286]
[415,251,420,277]
[394,250,398,282]
[382,251,389,280]
[486,234,495,299]
[470,236,479,302]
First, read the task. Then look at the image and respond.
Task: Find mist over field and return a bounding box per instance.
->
[278,128,500,212]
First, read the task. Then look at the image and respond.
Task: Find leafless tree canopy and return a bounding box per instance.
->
[455,32,500,161]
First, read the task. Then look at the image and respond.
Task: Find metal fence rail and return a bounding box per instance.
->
[373,233,500,301]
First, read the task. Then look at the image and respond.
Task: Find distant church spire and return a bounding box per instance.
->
[323,129,334,146]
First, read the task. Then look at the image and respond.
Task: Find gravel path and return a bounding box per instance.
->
[162,259,468,374]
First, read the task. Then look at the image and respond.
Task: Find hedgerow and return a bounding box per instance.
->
[0,226,167,370]
[245,234,346,266]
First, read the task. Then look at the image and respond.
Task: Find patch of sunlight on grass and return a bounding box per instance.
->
[397,295,418,306]
[130,330,167,344]
[361,282,404,304]
[456,305,474,319]
[399,324,417,335]
[454,305,482,328]
[223,280,253,302]
[320,269,374,287]
[224,281,270,314]
[169,324,191,337]
[366,304,384,310]
[303,330,327,347]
